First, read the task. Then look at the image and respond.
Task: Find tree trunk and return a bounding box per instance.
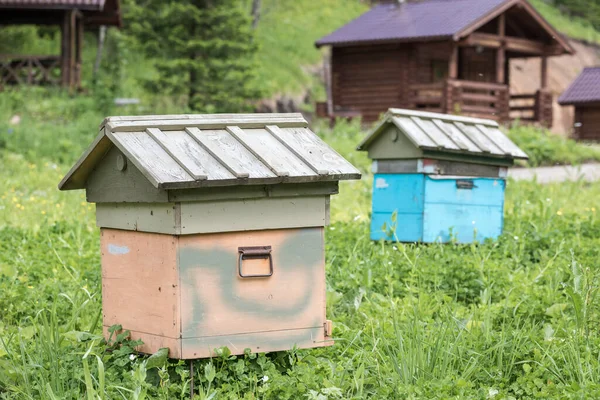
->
[189,59,197,110]
[93,25,107,79]
[251,0,261,29]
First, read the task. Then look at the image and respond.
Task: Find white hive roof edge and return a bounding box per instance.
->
[357,108,528,160]
[59,113,362,191]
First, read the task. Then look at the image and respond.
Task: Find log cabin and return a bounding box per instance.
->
[558,67,600,141]
[315,0,575,127]
[0,0,121,90]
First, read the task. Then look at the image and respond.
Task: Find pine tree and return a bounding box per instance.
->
[127,0,263,112]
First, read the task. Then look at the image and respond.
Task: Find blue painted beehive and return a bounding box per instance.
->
[357,109,528,243]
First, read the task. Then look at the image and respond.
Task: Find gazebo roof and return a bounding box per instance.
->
[0,0,121,26]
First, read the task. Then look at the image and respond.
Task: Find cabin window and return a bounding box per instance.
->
[431,60,448,83]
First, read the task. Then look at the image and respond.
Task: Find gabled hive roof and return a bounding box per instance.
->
[357,109,528,160]
[59,113,361,191]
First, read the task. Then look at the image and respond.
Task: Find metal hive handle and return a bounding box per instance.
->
[238,246,273,278]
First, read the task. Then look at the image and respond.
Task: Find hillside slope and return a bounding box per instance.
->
[511,39,600,135]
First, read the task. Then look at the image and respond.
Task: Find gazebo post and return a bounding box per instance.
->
[496,13,505,84]
[540,55,548,89]
[75,12,84,88]
[60,11,70,87]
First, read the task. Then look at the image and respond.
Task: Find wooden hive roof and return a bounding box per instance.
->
[59,113,361,191]
[357,108,528,161]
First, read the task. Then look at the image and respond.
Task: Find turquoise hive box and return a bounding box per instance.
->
[358,109,529,243]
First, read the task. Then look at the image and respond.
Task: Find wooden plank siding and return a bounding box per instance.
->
[331,42,455,123]
[331,44,409,122]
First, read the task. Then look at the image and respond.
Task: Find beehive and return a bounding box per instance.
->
[357,109,528,243]
[59,113,361,359]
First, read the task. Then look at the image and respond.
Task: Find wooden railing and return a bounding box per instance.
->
[446,79,509,121]
[509,90,553,127]
[0,55,61,87]
[408,82,445,113]
[409,79,509,121]
[509,93,536,121]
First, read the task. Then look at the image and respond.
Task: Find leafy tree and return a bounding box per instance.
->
[126,0,263,112]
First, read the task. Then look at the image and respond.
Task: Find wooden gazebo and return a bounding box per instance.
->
[315,0,574,127]
[0,0,121,89]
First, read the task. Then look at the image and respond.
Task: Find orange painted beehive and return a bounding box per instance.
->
[59,113,361,359]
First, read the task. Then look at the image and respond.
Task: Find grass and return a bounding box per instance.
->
[530,0,600,44]
[508,123,600,167]
[2,98,600,398]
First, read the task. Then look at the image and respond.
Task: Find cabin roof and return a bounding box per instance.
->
[59,113,361,191]
[357,109,528,161]
[0,0,121,26]
[558,67,600,106]
[315,0,572,54]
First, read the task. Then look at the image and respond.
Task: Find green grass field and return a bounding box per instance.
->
[2,1,600,397]
[2,105,600,398]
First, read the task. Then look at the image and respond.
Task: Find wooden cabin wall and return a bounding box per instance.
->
[575,106,600,140]
[330,41,452,122]
[414,42,453,84]
[459,47,497,83]
[331,44,409,122]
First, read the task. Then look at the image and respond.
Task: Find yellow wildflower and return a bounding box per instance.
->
[556,210,563,216]
[41,211,46,215]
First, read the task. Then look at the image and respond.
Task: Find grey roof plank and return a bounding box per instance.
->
[146,128,208,181]
[106,115,308,132]
[391,116,437,148]
[432,119,472,151]
[411,117,461,150]
[476,124,528,158]
[186,127,275,180]
[456,122,506,155]
[107,130,193,188]
[228,126,317,178]
[267,126,361,178]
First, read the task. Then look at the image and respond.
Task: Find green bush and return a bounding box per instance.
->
[508,123,600,167]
